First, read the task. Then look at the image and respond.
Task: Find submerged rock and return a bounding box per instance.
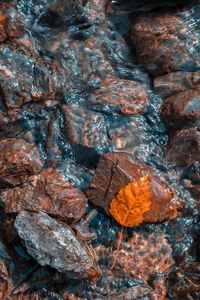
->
[0,168,86,222]
[14,211,100,280]
[88,76,150,115]
[0,138,42,186]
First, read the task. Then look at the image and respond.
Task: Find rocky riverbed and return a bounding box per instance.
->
[0,0,199,299]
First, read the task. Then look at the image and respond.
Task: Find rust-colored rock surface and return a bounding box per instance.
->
[131,7,200,76]
[87,152,182,224]
[0,138,42,186]
[88,77,150,115]
[0,168,86,222]
[161,88,200,131]
[165,127,200,166]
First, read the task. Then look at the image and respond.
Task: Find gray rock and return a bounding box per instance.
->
[14,211,100,280]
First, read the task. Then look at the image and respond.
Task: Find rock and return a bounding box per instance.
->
[154,71,200,99]
[161,88,200,131]
[88,77,150,115]
[0,47,57,110]
[0,168,86,223]
[87,152,182,224]
[131,6,200,76]
[0,138,42,186]
[165,128,200,166]
[62,104,109,149]
[14,211,100,280]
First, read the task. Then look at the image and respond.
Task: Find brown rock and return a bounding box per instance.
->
[161,88,200,130]
[131,7,200,76]
[87,152,182,223]
[88,77,149,115]
[0,168,86,222]
[62,104,109,149]
[165,128,200,166]
[154,71,200,99]
[0,138,42,186]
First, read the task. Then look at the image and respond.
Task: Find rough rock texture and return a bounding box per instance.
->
[87,152,182,223]
[0,168,86,222]
[161,88,200,131]
[88,77,150,115]
[14,211,100,280]
[131,6,200,76]
[165,127,200,166]
[0,138,42,186]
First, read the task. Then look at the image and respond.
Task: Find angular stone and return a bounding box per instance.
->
[131,6,200,76]
[0,47,57,109]
[0,138,42,186]
[0,168,86,222]
[161,88,200,130]
[88,77,149,115]
[87,152,182,223]
[154,71,200,99]
[14,211,100,280]
[165,128,200,166]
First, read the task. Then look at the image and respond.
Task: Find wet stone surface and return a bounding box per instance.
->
[0,0,199,299]
[14,211,100,280]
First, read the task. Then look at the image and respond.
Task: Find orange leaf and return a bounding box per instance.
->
[109,175,151,227]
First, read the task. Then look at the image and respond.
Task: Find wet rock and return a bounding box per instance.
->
[14,211,100,280]
[131,6,200,76]
[167,262,200,299]
[62,104,109,149]
[87,152,182,223]
[0,168,86,223]
[183,162,200,198]
[0,138,42,186]
[88,77,150,115]
[165,127,200,166]
[161,88,200,131]
[0,47,57,110]
[154,71,200,99]
[38,0,85,28]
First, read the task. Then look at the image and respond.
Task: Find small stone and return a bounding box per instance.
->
[165,128,200,166]
[0,138,42,186]
[131,6,200,76]
[161,88,200,131]
[0,168,86,222]
[14,211,100,280]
